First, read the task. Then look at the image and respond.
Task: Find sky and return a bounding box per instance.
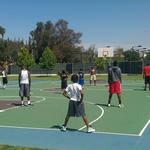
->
[1,0,150,50]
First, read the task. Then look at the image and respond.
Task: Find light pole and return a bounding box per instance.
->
[141,48,147,70]
[130,45,143,73]
[130,45,143,60]
[131,45,142,52]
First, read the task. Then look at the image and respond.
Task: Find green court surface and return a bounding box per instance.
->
[0,79,150,136]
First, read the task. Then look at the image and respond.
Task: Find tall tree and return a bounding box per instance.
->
[43,21,55,48]
[54,19,82,62]
[29,19,82,63]
[123,50,140,61]
[114,48,124,57]
[30,22,45,63]
[55,19,82,46]
[86,45,97,63]
[0,26,5,39]
[113,47,125,62]
[16,47,35,68]
[39,47,56,74]
[0,39,24,64]
[94,57,108,72]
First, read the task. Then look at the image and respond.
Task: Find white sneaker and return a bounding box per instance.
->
[118,104,124,108]
[61,125,66,131]
[107,104,111,107]
[27,101,32,105]
[87,127,95,133]
[21,101,24,106]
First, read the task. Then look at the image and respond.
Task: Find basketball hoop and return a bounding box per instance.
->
[103,51,108,57]
[98,47,114,58]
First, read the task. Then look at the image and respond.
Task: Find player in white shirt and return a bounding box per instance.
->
[18,65,31,106]
[1,67,8,89]
[61,74,95,133]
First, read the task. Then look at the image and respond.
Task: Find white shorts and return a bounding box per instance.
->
[90,75,96,80]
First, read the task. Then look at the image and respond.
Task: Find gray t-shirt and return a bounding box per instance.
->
[108,66,122,84]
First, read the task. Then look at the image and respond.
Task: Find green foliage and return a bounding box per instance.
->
[7,74,143,81]
[16,47,35,68]
[94,57,108,71]
[0,26,5,39]
[112,56,124,62]
[86,45,97,63]
[39,47,56,70]
[0,144,55,150]
[144,52,150,60]
[30,19,82,63]
[0,38,25,64]
[123,50,140,61]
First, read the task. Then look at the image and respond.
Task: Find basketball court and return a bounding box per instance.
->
[0,78,149,149]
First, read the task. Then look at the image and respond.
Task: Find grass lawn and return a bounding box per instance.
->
[7,74,143,81]
[0,145,56,150]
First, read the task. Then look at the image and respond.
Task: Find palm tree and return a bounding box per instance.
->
[0,26,5,39]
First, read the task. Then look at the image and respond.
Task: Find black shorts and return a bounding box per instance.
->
[145,76,150,84]
[2,77,8,84]
[61,80,67,89]
[67,100,86,117]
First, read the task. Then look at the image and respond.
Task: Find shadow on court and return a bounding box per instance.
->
[96,103,119,108]
[51,125,85,132]
[133,88,146,91]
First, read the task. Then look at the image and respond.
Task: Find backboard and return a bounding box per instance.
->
[98,47,114,57]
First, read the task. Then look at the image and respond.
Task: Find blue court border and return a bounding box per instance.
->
[0,124,150,150]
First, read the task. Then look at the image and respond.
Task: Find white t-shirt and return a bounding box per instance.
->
[2,71,7,77]
[20,70,29,84]
[65,83,82,101]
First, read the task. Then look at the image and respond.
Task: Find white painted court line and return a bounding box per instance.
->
[0,125,140,137]
[0,95,64,113]
[0,96,149,137]
[78,101,104,131]
[139,119,150,136]
[0,125,59,131]
[0,110,149,137]
[94,131,139,137]
[0,96,46,112]
[78,101,150,137]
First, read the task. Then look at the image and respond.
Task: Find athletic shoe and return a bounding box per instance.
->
[61,125,67,131]
[28,103,33,106]
[87,127,95,133]
[21,103,27,106]
[107,103,111,107]
[118,104,124,108]
[27,101,33,105]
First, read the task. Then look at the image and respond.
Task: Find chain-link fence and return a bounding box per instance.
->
[8,61,150,74]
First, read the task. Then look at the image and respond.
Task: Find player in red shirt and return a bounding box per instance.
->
[143,64,150,91]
